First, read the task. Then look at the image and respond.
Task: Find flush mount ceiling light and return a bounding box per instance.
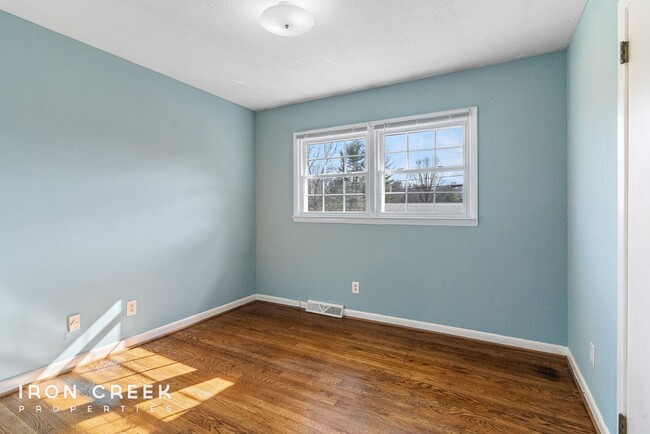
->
[260,1,314,37]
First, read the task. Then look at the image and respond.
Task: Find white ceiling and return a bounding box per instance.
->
[0,0,586,111]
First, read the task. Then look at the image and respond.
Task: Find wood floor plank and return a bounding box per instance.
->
[175,309,591,430]
[0,301,596,433]
[0,403,38,434]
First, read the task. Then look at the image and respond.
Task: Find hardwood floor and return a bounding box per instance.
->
[0,301,596,433]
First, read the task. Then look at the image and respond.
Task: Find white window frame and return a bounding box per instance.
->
[293,107,478,226]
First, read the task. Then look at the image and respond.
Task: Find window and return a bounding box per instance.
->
[293,107,477,226]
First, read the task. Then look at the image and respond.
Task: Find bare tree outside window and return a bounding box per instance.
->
[384,152,463,213]
[295,107,477,225]
[306,138,366,212]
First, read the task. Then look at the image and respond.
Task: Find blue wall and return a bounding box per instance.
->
[2,7,618,427]
[0,11,256,382]
[256,52,568,345]
[567,0,618,431]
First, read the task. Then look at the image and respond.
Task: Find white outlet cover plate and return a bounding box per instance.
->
[126,300,137,317]
[67,314,80,332]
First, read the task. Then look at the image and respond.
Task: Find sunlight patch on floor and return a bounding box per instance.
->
[78,350,195,393]
[39,377,94,411]
[141,377,234,422]
[75,410,152,433]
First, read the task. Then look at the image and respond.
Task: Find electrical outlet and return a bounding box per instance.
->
[67,314,80,332]
[589,342,595,368]
[126,300,137,317]
[352,281,360,294]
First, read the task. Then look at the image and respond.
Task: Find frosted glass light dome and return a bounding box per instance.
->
[260,2,314,37]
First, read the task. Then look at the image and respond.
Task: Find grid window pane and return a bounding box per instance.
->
[385,134,407,153]
[345,176,366,194]
[409,131,434,151]
[346,140,365,156]
[325,158,344,173]
[324,177,344,194]
[436,174,463,192]
[385,152,407,170]
[304,137,367,214]
[345,155,365,172]
[382,125,465,215]
[307,144,324,159]
[408,150,435,169]
[385,193,406,203]
[308,179,323,195]
[324,195,343,212]
[436,192,463,203]
[408,192,434,203]
[307,159,324,175]
[436,147,462,167]
[385,174,406,193]
[307,196,323,212]
[408,173,436,192]
[345,195,366,212]
[436,127,463,148]
[324,141,345,158]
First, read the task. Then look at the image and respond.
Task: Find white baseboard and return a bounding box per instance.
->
[256,294,306,308]
[0,291,608,434]
[344,307,568,355]
[255,294,567,356]
[567,350,610,434]
[0,294,256,396]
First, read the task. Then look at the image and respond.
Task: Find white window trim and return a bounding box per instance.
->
[293,107,478,226]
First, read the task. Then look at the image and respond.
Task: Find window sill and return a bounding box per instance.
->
[292,215,478,226]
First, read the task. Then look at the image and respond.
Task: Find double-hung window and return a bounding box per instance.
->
[293,107,477,226]
[300,128,368,214]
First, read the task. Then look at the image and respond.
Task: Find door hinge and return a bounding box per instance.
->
[620,41,630,64]
[619,413,627,434]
